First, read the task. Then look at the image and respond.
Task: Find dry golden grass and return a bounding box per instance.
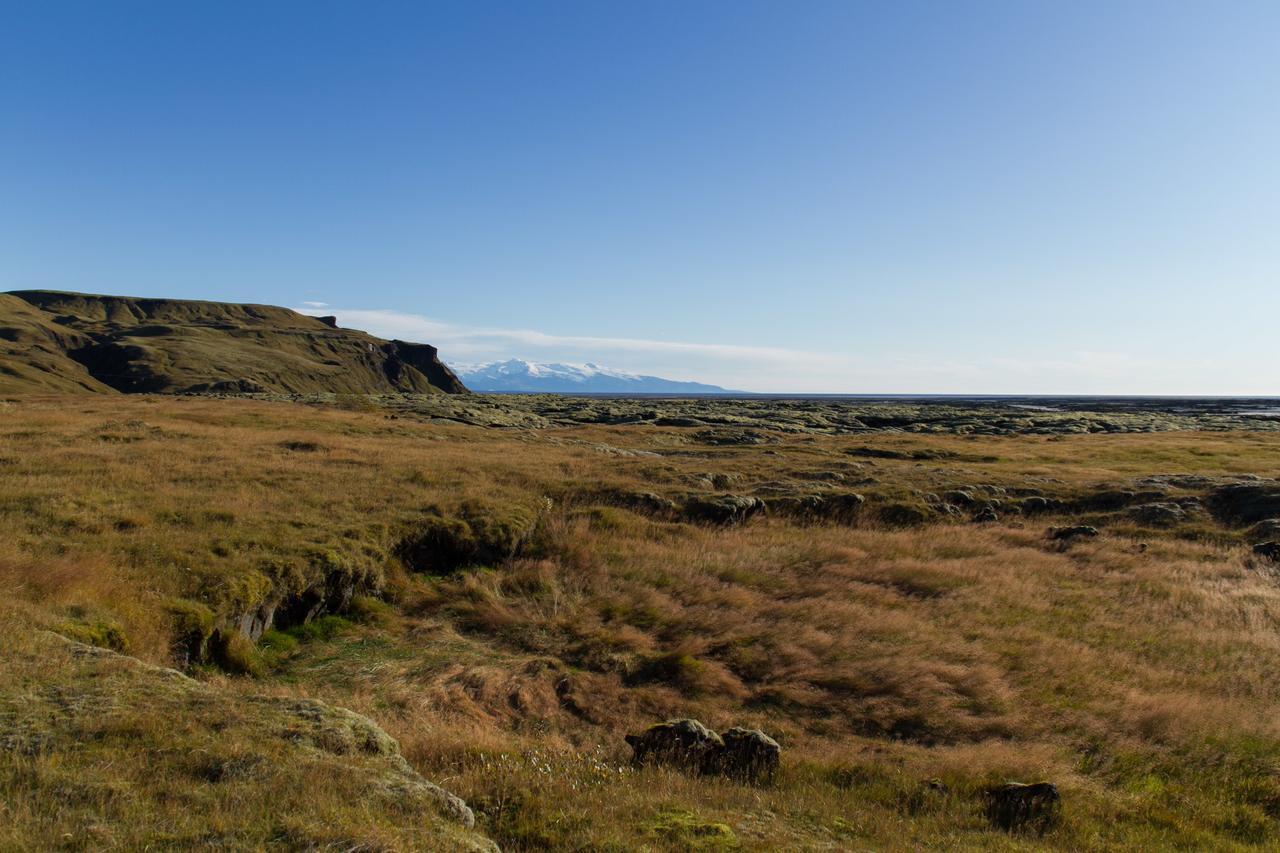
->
[3,394,1280,849]
[0,620,493,850]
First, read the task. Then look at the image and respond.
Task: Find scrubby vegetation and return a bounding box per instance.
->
[3,393,1280,849]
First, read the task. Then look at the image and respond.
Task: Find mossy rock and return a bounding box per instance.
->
[57,619,130,653]
[683,495,766,525]
[593,489,678,517]
[766,492,864,522]
[877,502,933,527]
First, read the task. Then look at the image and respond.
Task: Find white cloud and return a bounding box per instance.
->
[300,301,329,308]
[292,306,1229,394]
[295,306,841,390]
[299,307,811,362]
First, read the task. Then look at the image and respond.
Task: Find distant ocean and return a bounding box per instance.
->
[534,393,1280,414]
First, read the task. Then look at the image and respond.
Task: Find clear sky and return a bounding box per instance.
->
[3,1,1277,393]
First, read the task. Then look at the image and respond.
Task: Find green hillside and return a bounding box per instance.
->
[0,290,466,395]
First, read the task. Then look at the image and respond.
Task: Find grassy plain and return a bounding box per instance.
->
[2,394,1280,850]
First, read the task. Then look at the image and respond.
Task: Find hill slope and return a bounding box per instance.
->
[0,627,493,850]
[0,290,466,395]
[452,357,734,393]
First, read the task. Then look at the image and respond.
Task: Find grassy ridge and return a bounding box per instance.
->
[2,395,1280,849]
[0,290,466,395]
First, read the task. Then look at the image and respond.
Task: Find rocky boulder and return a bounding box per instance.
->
[1128,502,1186,527]
[984,781,1060,834]
[974,504,1000,523]
[625,719,781,785]
[1020,495,1065,515]
[1246,519,1280,543]
[716,727,781,784]
[625,719,724,774]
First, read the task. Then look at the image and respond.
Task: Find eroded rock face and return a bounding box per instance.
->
[274,569,359,630]
[232,602,278,643]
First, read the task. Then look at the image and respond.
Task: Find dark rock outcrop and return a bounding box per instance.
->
[1049,525,1099,541]
[625,719,724,774]
[974,504,1000,524]
[877,502,932,527]
[625,719,781,785]
[1253,542,1280,563]
[765,492,864,522]
[596,489,679,517]
[1208,483,1280,526]
[1072,489,1166,513]
[381,340,467,394]
[1128,502,1186,527]
[684,495,766,525]
[715,727,780,784]
[984,781,1060,834]
[1247,519,1280,543]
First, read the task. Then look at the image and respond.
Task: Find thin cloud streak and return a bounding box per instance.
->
[295,306,1226,395]
[299,307,822,364]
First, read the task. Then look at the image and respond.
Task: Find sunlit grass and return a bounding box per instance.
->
[2,394,1280,848]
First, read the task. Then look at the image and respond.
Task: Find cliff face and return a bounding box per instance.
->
[0,290,467,395]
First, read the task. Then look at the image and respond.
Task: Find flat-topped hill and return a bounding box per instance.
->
[0,290,466,395]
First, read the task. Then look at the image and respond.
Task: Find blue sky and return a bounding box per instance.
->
[2,1,1277,393]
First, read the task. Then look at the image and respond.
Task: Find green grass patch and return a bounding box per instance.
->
[283,614,355,642]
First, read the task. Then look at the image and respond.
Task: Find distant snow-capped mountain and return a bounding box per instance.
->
[449,359,734,394]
